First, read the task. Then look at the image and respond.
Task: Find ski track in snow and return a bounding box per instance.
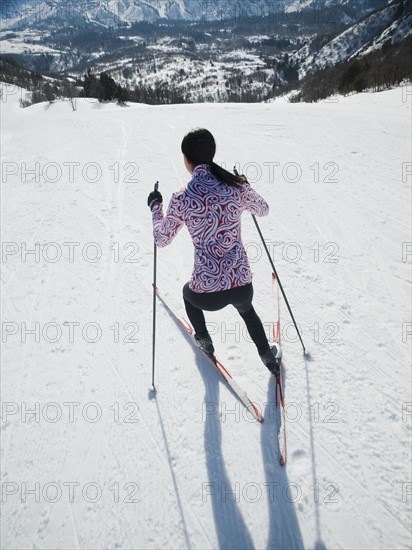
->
[1,86,411,550]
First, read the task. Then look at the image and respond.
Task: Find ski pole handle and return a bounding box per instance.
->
[154,181,159,192]
[234,167,248,184]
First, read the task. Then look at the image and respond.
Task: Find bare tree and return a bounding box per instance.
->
[63,78,77,111]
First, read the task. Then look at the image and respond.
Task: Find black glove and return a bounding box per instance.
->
[147,190,163,210]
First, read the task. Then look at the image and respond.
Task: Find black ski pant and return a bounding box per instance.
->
[183,282,269,356]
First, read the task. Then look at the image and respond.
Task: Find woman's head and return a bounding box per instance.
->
[181,128,243,187]
[181,128,216,168]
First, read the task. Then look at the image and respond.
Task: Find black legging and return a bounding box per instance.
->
[183,282,269,356]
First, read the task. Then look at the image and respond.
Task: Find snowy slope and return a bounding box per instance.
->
[1,85,411,549]
[295,0,411,77]
[355,9,412,58]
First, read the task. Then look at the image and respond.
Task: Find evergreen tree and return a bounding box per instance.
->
[99,72,117,101]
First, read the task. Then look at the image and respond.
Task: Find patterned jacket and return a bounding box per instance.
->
[151,164,269,293]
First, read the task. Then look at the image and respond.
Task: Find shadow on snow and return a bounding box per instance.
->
[154,295,320,549]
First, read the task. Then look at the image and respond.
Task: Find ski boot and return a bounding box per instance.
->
[194,333,215,358]
[260,344,282,377]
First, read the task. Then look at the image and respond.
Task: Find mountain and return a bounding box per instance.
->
[0,0,409,104]
[2,0,194,27]
[1,0,391,28]
[5,0,268,27]
[293,0,412,77]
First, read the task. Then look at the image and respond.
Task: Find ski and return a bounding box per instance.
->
[272,273,287,466]
[154,286,264,423]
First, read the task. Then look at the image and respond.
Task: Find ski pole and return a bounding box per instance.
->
[234,168,307,355]
[151,181,159,391]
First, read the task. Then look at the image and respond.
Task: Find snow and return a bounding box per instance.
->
[0,29,63,55]
[296,2,400,78]
[284,0,313,13]
[1,82,411,550]
[357,13,412,58]
[0,39,61,55]
[247,35,271,41]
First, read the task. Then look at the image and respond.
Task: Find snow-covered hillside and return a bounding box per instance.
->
[1,84,411,549]
[1,0,405,102]
[294,0,412,78]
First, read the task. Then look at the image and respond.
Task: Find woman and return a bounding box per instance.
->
[147,128,281,375]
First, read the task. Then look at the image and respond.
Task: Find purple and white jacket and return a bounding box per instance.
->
[151,164,269,293]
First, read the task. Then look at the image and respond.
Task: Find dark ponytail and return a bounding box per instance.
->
[181,128,243,188]
[210,162,242,187]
